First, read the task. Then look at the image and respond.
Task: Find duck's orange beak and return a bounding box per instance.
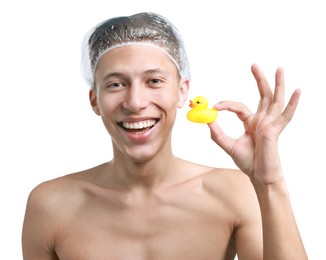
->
[189,100,194,108]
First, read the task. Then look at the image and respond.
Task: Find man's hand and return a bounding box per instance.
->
[208,64,301,187]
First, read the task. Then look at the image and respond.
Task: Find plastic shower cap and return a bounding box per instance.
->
[81,12,191,87]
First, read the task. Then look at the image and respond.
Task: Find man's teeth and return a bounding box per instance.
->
[122,120,156,130]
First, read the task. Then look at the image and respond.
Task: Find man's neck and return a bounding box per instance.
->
[109,150,180,194]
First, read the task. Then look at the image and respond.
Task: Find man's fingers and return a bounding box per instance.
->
[251,64,273,113]
[281,89,301,125]
[207,122,235,156]
[213,101,253,123]
[273,67,285,108]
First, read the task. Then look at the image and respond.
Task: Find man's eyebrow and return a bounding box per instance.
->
[99,68,168,83]
[143,68,168,76]
[100,72,125,82]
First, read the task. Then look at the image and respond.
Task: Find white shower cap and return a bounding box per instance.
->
[81,12,191,87]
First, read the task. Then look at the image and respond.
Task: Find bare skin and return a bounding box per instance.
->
[22,46,307,259]
[22,160,261,260]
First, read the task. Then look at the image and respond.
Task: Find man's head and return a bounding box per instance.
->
[81,12,190,88]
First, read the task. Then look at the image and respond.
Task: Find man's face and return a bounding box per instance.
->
[90,45,189,163]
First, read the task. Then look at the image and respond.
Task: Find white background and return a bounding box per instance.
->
[1,0,325,259]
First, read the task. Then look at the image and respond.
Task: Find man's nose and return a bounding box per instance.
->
[122,84,149,112]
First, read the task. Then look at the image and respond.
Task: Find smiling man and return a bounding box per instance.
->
[92,45,186,164]
[22,12,307,259]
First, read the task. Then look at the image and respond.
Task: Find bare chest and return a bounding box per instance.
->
[55,197,236,260]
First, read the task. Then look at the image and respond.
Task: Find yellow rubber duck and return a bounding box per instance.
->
[187,96,218,123]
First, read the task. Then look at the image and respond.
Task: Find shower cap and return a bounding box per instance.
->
[81,12,191,87]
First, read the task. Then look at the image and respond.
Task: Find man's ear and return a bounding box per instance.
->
[89,88,100,115]
[177,78,190,108]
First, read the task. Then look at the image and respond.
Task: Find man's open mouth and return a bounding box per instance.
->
[119,119,158,132]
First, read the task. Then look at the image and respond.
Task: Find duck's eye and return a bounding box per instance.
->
[196,101,201,104]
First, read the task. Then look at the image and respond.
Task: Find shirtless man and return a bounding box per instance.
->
[22,12,307,259]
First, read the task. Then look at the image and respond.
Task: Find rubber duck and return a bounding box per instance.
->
[187,96,218,123]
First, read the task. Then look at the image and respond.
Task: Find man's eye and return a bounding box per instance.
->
[149,78,161,84]
[108,82,123,88]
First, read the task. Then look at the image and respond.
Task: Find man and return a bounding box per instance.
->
[22,12,307,259]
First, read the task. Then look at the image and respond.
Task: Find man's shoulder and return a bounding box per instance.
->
[26,175,78,211]
[26,165,102,212]
[178,159,251,188]
[204,167,252,188]
[183,159,248,184]
[199,166,257,207]
[31,162,107,192]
